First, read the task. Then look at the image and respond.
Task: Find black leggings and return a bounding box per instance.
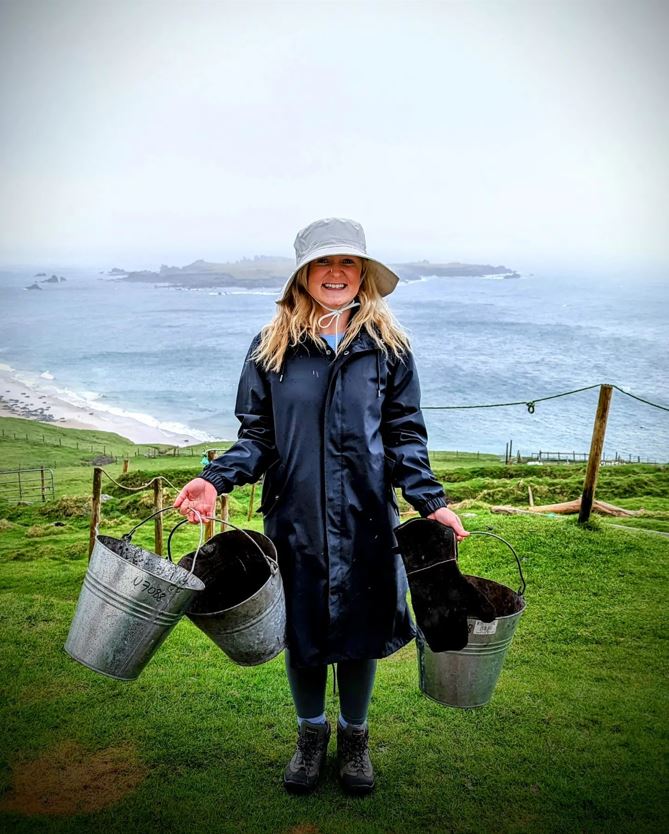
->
[284,650,377,725]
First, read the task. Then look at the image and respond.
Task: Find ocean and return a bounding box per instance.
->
[1,266,667,460]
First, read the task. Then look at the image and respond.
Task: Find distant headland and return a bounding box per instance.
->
[105,257,519,289]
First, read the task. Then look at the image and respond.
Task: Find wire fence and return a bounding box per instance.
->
[524,451,661,465]
[0,426,204,462]
[1,381,667,466]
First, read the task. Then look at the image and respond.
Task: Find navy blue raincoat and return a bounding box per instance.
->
[199,319,448,668]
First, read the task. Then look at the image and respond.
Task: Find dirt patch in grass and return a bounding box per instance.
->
[287,826,321,834]
[0,741,147,816]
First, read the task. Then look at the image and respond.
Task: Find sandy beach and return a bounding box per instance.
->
[0,363,208,446]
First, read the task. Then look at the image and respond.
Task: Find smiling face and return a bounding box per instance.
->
[306,255,364,319]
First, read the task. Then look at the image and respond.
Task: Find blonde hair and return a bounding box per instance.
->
[250,262,411,373]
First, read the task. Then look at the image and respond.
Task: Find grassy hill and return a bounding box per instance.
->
[0,417,667,832]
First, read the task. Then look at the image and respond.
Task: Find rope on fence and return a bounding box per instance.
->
[611,385,669,412]
[97,468,180,493]
[422,383,669,414]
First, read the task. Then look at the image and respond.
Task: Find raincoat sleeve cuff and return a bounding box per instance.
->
[416,495,449,517]
[197,468,232,496]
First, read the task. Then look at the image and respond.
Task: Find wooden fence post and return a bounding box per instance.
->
[89,467,102,559]
[578,385,613,525]
[153,477,163,555]
[220,494,229,530]
[205,517,215,541]
[247,482,256,520]
[122,458,129,474]
[40,466,46,503]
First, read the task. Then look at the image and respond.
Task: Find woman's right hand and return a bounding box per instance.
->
[173,477,218,524]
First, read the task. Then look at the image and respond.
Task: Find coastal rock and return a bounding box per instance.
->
[116,257,520,289]
[393,262,519,280]
[26,283,42,290]
[41,276,59,284]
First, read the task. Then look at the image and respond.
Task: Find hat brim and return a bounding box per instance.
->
[275,245,399,303]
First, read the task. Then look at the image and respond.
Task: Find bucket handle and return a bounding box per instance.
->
[167,515,279,576]
[121,506,205,582]
[463,530,526,597]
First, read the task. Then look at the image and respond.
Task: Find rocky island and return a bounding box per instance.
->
[111,256,519,290]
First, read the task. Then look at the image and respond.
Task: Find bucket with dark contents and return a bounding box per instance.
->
[64,509,206,681]
[416,531,526,709]
[175,517,286,666]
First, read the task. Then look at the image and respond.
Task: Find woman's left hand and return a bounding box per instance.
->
[426,506,470,542]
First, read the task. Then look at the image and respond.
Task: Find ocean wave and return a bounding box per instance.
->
[174,285,278,296]
[0,362,216,444]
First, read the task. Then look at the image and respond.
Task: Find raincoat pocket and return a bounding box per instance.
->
[257,461,287,517]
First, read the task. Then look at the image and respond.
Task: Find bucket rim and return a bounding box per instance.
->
[463,573,526,619]
[95,534,205,592]
[186,564,281,618]
[200,526,276,548]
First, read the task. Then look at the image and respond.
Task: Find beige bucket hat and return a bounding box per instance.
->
[276,217,400,303]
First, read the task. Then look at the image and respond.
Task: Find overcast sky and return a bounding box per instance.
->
[1,0,667,271]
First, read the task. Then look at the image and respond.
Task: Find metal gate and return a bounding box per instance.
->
[0,467,55,504]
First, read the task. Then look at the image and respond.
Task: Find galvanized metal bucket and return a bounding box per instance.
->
[174,516,286,666]
[64,509,206,680]
[416,531,526,709]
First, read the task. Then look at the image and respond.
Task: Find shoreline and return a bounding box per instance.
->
[0,363,212,446]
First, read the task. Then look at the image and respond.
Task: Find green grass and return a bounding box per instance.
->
[0,512,667,833]
[0,417,668,832]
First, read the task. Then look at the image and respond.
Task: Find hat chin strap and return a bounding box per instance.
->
[316,299,360,349]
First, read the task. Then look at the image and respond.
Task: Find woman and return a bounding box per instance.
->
[174,217,468,795]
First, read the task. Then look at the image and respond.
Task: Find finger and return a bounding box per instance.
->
[449,517,468,536]
[173,489,187,508]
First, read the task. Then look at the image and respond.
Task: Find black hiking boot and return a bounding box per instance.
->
[337,721,375,795]
[283,720,331,794]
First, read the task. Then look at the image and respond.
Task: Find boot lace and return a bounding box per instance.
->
[297,728,322,768]
[342,730,368,772]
